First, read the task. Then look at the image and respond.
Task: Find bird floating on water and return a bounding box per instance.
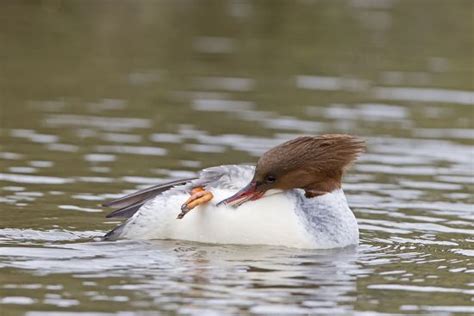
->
[102,134,365,249]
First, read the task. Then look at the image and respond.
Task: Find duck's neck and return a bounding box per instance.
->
[304,177,342,198]
[295,188,359,247]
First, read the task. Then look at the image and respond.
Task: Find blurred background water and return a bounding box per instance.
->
[0,0,473,315]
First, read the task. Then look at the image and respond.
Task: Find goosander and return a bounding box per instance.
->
[102,134,365,249]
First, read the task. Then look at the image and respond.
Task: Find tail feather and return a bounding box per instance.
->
[103,223,126,241]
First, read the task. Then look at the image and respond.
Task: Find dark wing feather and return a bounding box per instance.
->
[102,178,195,207]
[102,177,196,218]
[105,202,144,219]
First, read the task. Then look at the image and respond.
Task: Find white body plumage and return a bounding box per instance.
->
[108,165,359,249]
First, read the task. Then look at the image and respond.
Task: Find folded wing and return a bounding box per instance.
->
[103,178,196,218]
[102,164,255,219]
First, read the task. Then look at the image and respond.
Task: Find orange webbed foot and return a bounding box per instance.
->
[177,187,213,219]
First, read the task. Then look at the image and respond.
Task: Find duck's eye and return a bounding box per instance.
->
[265,175,277,183]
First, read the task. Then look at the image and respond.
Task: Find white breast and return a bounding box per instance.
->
[117,188,359,249]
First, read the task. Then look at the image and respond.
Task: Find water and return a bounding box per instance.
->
[0,1,473,315]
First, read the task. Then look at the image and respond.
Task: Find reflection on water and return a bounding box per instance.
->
[0,0,473,315]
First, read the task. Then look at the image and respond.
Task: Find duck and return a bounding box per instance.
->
[102,134,365,249]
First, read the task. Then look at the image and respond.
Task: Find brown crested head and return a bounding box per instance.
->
[254,134,365,196]
[218,134,365,207]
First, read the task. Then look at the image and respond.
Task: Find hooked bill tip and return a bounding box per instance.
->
[216,196,249,208]
[216,200,227,207]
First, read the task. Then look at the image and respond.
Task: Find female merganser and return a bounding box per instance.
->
[102,134,365,249]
